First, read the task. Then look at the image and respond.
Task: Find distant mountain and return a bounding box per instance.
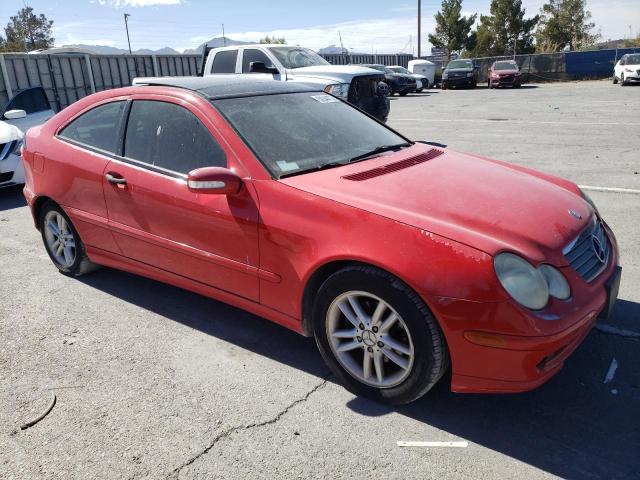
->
[183,37,252,54]
[60,44,180,55]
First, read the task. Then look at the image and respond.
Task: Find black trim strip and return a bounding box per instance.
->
[56,135,187,180]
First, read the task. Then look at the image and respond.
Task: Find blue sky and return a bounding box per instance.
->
[1,1,638,53]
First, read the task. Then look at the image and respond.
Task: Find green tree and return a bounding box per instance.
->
[535,0,599,52]
[428,0,477,59]
[471,0,538,57]
[258,35,286,44]
[4,6,54,52]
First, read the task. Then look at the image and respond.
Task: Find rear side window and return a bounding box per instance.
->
[242,49,273,73]
[59,101,125,153]
[211,50,238,73]
[124,100,226,174]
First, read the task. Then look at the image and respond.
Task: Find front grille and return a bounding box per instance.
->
[563,217,610,282]
[342,149,444,181]
[348,75,380,103]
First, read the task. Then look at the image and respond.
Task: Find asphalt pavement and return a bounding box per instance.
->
[1,80,639,479]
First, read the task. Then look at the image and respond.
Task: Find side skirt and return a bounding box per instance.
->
[86,246,304,335]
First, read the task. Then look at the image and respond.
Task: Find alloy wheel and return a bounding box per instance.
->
[326,291,415,388]
[43,211,76,268]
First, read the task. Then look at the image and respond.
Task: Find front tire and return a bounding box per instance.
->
[39,201,99,276]
[312,265,449,405]
[613,75,618,84]
[620,73,626,86]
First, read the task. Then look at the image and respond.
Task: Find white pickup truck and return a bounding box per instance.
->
[201,45,390,122]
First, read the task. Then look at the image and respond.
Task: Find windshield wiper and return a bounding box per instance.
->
[279,161,348,179]
[347,143,411,163]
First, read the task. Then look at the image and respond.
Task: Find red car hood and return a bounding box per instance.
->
[280,144,592,265]
[493,69,519,75]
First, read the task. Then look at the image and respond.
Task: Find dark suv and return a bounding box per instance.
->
[442,59,478,89]
[361,64,417,96]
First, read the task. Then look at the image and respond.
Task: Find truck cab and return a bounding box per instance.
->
[202,45,390,122]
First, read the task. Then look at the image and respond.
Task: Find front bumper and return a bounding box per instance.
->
[442,76,475,88]
[431,225,620,394]
[622,70,640,82]
[491,76,521,87]
[352,95,390,123]
[0,153,24,188]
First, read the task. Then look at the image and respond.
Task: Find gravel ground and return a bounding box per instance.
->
[1,79,639,479]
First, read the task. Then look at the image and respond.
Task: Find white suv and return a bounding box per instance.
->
[613,53,640,86]
[202,45,390,122]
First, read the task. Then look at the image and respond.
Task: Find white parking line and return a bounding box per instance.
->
[578,185,640,194]
[397,441,469,448]
[393,118,640,127]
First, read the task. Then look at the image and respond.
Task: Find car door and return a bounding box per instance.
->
[239,47,284,81]
[102,96,260,301]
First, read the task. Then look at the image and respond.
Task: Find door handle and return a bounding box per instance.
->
[105,173,127,185]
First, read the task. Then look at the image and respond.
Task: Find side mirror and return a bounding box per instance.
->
[249,61,279,74]
[3,109,27,120]
[187,167,242,195]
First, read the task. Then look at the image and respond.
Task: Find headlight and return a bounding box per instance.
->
[578,187,599,215]
[539,265,571,300]
[495,253,549,310]
[323,83,349,99]
[442,72,449,79]
[625,68,633,72]
[466,72,474,77]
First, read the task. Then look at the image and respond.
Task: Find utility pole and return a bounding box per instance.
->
[123,13,132,54]
[222,24,226,46]
[417,0,421,58]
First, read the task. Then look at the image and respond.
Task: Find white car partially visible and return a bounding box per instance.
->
[613,53,640,86]
[0,87,55,188]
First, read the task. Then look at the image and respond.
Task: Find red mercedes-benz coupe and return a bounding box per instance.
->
[21,76,620,404]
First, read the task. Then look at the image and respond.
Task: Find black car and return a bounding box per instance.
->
[361,64,417,96]
[442,59,478,89]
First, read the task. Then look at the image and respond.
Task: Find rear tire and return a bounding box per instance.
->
[312,265,449,405]
[39,201,99,276]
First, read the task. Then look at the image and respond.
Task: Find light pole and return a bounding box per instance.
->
[417,0,421,58]
[124,13,132,54]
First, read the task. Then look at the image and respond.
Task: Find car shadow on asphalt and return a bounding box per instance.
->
[78,267,639,479]
[0,185,27,211]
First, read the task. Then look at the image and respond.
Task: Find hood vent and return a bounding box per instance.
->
[342,148,444,181]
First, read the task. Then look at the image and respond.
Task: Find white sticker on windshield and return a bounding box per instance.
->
[311,94,339,103]
[276,160,300,172]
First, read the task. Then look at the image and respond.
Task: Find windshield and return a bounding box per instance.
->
[446,60,473,69]
[390,67,410,74]
[214,92,408,178]
[624,54,640,64]
[269,47,330,69]
[494,61,518,70]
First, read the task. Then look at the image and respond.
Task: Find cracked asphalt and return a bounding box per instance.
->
[1,80,639,479]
